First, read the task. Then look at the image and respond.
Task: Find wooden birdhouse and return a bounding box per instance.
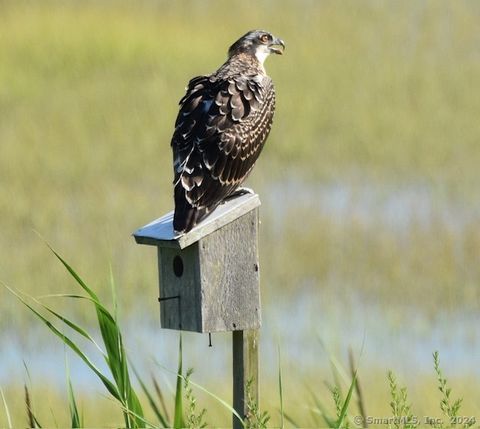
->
[133,193,262,333]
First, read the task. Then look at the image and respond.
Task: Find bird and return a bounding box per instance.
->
[171,29,285,233]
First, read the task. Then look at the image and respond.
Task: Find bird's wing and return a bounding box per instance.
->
[172,73,275,210]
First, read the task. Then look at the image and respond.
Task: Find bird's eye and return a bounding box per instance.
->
[260,34,270,43]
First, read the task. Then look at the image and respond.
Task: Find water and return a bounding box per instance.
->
[2,290,479,390]
[264,178,480,233]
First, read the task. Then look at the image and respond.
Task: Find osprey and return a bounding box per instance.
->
[171,30,285,233]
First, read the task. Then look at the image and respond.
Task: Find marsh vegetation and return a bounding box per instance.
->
[1,0,480,426]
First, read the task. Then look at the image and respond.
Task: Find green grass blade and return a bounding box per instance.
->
[329,360,344,399]
[109,263,118,321]
[318,337,351,386]
[283,412,301,428]
[16,289,105,354]
[349,348,367,425]
[277,346,284,429]
[310,407,331,428]
[9,286,121,400]
[47,245,100,302]
[44,246,121,345]
[112,398,158,429]
[335,371,357,429]
[44,246,145,427]
[67,375,82,428]
[0,386,13,429]
[152,375,171,424]
[173,335,185,429]
[38,293,91,299]
[309,389,336,428]
[94,307,144,428]
[65,355,82,428]
[24,384,42,428]
[36,296,105,355]
[189,378,243,426]
[132,366,170,428]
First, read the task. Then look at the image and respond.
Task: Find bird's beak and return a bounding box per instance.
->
[269,37,285,55]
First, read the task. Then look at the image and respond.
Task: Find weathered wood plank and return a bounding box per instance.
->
[157,244,202,331]
[200,209,261,332]
[133,193,261,249]
[233,330,259,429]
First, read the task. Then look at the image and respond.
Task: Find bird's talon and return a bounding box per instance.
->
[235,187,254,195]
[224,187,255,201]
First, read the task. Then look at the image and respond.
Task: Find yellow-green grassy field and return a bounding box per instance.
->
[1,0,480,426]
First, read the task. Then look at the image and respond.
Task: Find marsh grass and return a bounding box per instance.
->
[6,249,148,427]
[432,352,475,429]
[24,385,37,428]
[245,378,270,429]
[66,372,82,429]
[384,353,477,429]
[0,387,12,429]
[184,369,207,429]
[388,371,417,429]
[2,249,478,428]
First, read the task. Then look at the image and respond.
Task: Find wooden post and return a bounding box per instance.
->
[233,329,259,428]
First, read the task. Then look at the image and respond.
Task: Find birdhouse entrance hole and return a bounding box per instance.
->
[173,255,183,277]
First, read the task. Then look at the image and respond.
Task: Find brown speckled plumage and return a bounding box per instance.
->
[172,30,284,232]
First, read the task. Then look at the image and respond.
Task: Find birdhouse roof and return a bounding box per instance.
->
[133,193,261,249]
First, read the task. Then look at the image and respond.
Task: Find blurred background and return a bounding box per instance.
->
[1,0,480,426]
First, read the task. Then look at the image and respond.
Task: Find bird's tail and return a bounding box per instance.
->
[173,187,209,233]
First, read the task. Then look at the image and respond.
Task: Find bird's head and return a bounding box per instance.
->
[228,30,285,65]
